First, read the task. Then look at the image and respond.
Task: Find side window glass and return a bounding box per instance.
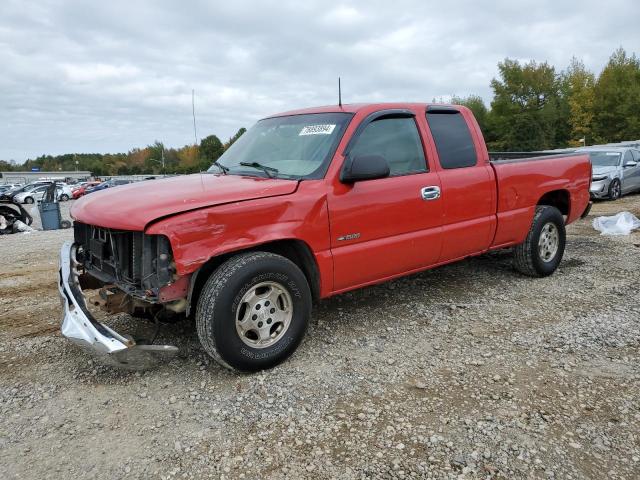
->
[426,111,477,169]
[350,117,427,176]
[623,151,633,165]
[632,150,640,162]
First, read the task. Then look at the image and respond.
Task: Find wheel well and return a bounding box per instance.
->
[186,239,321,316]
[537,189,570,216]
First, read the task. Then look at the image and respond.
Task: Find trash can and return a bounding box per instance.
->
[39,201,62,230]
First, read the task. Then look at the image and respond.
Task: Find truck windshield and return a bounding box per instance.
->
[212,113,352,179]
[588,151,621,167]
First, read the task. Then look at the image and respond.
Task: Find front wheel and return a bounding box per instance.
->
[608,179,621,200]
[24,197,34,204]
[196,252,311,372]
[59,194,69,201]
[513,205,566,277]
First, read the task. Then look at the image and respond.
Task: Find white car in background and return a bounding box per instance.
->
[13,184,70,204]
[0,183,23,191]
[57,184,73,201]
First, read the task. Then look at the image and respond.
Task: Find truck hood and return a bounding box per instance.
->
[71,174,299,230]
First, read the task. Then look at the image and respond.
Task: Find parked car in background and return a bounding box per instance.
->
[0,183,35,202]
[0,183,40,202]
[578,146,640,200]
[13,184,68,204]
[0,183,23,193]
[57,184,73,201]
[84,179,133,194]
[72,181,101,199]
[2,180,72,201]
[30,181,72,201]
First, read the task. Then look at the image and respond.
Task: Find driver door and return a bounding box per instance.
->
[327,113,443,292]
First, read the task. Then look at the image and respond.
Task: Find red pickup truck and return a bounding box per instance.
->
[59,103,592,371]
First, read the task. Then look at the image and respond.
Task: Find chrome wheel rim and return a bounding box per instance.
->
[612,182,621,199]
[235,281,293,349]
[538,222,559,262]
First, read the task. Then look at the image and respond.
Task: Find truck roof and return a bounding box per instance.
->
[267,103,455,118]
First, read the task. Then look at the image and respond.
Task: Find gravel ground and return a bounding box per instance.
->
[1,197,639,479]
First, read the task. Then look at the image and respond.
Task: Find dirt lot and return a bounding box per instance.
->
[1,197,639,479]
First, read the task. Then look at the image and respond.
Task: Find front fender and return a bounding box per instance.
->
[145,183,334,296]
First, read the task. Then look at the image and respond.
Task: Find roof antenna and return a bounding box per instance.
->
[338,77,342,107]
[192,89,198,145]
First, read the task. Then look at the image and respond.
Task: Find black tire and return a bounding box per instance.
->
[195,252,311,372]
[59,194,69,201]
[24,197,34,204]
[513,205,566,277]
[608,179,621,200]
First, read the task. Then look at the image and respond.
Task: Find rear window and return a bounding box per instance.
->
[426,111,477,169]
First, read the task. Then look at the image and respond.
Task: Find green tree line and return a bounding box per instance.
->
[453,47,640,151]
[0,128,246,176]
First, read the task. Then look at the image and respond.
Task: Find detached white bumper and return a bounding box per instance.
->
[58,241,177,368]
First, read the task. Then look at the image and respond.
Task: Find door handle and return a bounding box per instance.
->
[421,186,441,201]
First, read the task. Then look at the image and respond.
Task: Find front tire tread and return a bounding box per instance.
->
[513,205,565,277]
[195,251,309,372]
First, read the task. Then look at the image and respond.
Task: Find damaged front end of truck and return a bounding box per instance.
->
[58,223,187,367]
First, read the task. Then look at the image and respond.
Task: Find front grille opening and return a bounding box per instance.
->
[73,222,173,299]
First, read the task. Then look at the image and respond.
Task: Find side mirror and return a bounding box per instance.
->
[340,154,390,183]
[624,161,638,168]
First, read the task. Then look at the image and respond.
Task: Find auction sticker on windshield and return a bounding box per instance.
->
[299,124,336,136]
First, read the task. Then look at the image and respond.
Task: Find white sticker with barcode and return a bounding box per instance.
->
[299,124,336,136]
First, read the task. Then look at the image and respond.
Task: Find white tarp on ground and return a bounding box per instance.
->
[592,212,640,235]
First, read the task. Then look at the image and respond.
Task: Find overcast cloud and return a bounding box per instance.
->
[0,0,637,162]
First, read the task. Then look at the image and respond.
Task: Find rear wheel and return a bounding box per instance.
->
[513,205,566,277]
[59,194,69,201]
[196,252,311,371]
[608,179,621,200]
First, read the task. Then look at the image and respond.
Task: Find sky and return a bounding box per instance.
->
[1,0,637,162]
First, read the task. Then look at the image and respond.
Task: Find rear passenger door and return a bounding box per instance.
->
[425,109,496,261]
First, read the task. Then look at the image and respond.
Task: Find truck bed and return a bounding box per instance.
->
[489,152,592,248]
[489,151,578,162]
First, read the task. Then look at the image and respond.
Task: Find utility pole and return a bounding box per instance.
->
[161,144,165,174]
[192,89,198,146]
